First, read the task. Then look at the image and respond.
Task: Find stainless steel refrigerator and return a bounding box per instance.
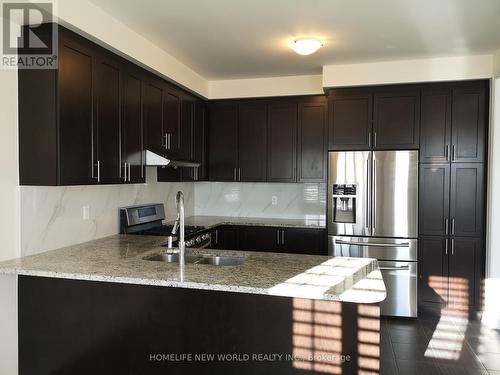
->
[328,151,418,317]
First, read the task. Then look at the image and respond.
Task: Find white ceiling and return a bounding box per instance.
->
[89,0,500,80]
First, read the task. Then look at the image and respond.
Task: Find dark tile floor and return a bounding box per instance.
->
[381,316,500,375]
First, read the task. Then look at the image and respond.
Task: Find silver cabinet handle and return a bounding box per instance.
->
[164,133,168,149]
[374,131,377,147]
[451,238,455,255]
[445,238,449,255]
[281,230,285,245]
[238,168,241,181]
[451,218,455,235]
[276,230,280,245]
[123,163,128,182]
[379,266,410,271]
[446,145,450,161]
[368,132,372,147]
[128,163,131,182]
[335,239,410,247]
[452,145,456,161]
[96,160,100,183]
[233,167,237,181]
[372,156,376,230]
[445,218,449,235]
[215,230,218,244]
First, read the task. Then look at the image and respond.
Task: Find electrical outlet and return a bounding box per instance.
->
[82,205,90,220]
[271,196,278,206]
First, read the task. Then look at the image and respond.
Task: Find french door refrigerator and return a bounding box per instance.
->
[328,150,418,317]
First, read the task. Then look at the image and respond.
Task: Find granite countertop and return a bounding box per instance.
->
[174,215,326,229]
[0,235,385,303]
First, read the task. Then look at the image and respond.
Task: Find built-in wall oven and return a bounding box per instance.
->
[328,151,418,318]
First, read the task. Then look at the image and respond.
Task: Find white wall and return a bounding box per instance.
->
[483,77,500,329]
[194,182,325,221]
[323,55,493,88]
[208,74,323,99]
[494,49,500,77]
[54,0,208,97]
[0,69,20,262]
[0,68,20,375]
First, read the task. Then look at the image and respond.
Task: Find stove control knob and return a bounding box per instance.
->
[202,234,209,240]
[186,240,192,247]
[196,237,202,244]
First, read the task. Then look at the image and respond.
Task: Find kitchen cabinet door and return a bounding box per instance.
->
[450,163,484,238]
[208,104,238,181]
[328,92,373,150]
[238,226,280,252]
[121,68,144,183]
[193,101,207,181]
[373,88,420,149]
[212,226,239,250]
[419,236,449,305]
[451,86,487,163]
[93,55,122,183]
[282,228,326,255]
[448,237,481,308]
[163,90,181,152]
[420,87,452,163]
[419,163,450,236]
[58,33,94,185]
[238,104,268,182]
[144,80,164,150]
[297,98,328,182]
[267,103,297,182]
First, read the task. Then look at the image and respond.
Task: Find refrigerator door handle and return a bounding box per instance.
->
[379,266,410,271]
[366,158,370,229]
[334,239,410,248]
[372,156,376,230]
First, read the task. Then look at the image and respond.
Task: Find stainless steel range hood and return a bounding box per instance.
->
[145,145,200,168]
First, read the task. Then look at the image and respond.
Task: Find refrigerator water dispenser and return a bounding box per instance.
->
[332,184,357,223]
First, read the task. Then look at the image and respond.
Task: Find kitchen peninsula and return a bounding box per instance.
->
[0,234,385,375]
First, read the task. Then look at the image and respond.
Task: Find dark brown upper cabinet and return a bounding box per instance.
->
[18,26,95,186]
[373,87,420,149]
[297,97,328,182]
[58,31,95,185]
[420,87,452,163]
[419,163,451,237]
[450,163,484,238]
[451,85,487,163]
[19,24,206,186]
[328,91,373,150]
[238,104,268,182]
[163,90,181,153]
[267,103,297,182]
[121,66,145,183]
[420,81,488,163]
[93,54,122,184]
[190,100,207,181]
[208,103,239,181]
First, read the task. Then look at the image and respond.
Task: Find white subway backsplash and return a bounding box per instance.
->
[194,182,326,220]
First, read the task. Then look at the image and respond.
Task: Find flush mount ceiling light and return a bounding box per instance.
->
[289,38,323,55]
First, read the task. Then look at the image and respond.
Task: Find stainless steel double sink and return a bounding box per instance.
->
[143,252,246,266]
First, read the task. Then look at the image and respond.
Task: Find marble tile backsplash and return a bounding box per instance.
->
[194,182,326,220]
[20,169,194,256]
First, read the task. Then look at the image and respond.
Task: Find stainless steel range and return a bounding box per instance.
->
[328,150,418,318]
[120,203,211,248]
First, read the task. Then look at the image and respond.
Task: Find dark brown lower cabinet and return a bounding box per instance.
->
[238,226,280,252]
[419,236,482,318]
[217,225,326,255]
[282,228,326,255]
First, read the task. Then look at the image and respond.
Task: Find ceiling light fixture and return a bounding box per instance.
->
[289,38,323,55]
